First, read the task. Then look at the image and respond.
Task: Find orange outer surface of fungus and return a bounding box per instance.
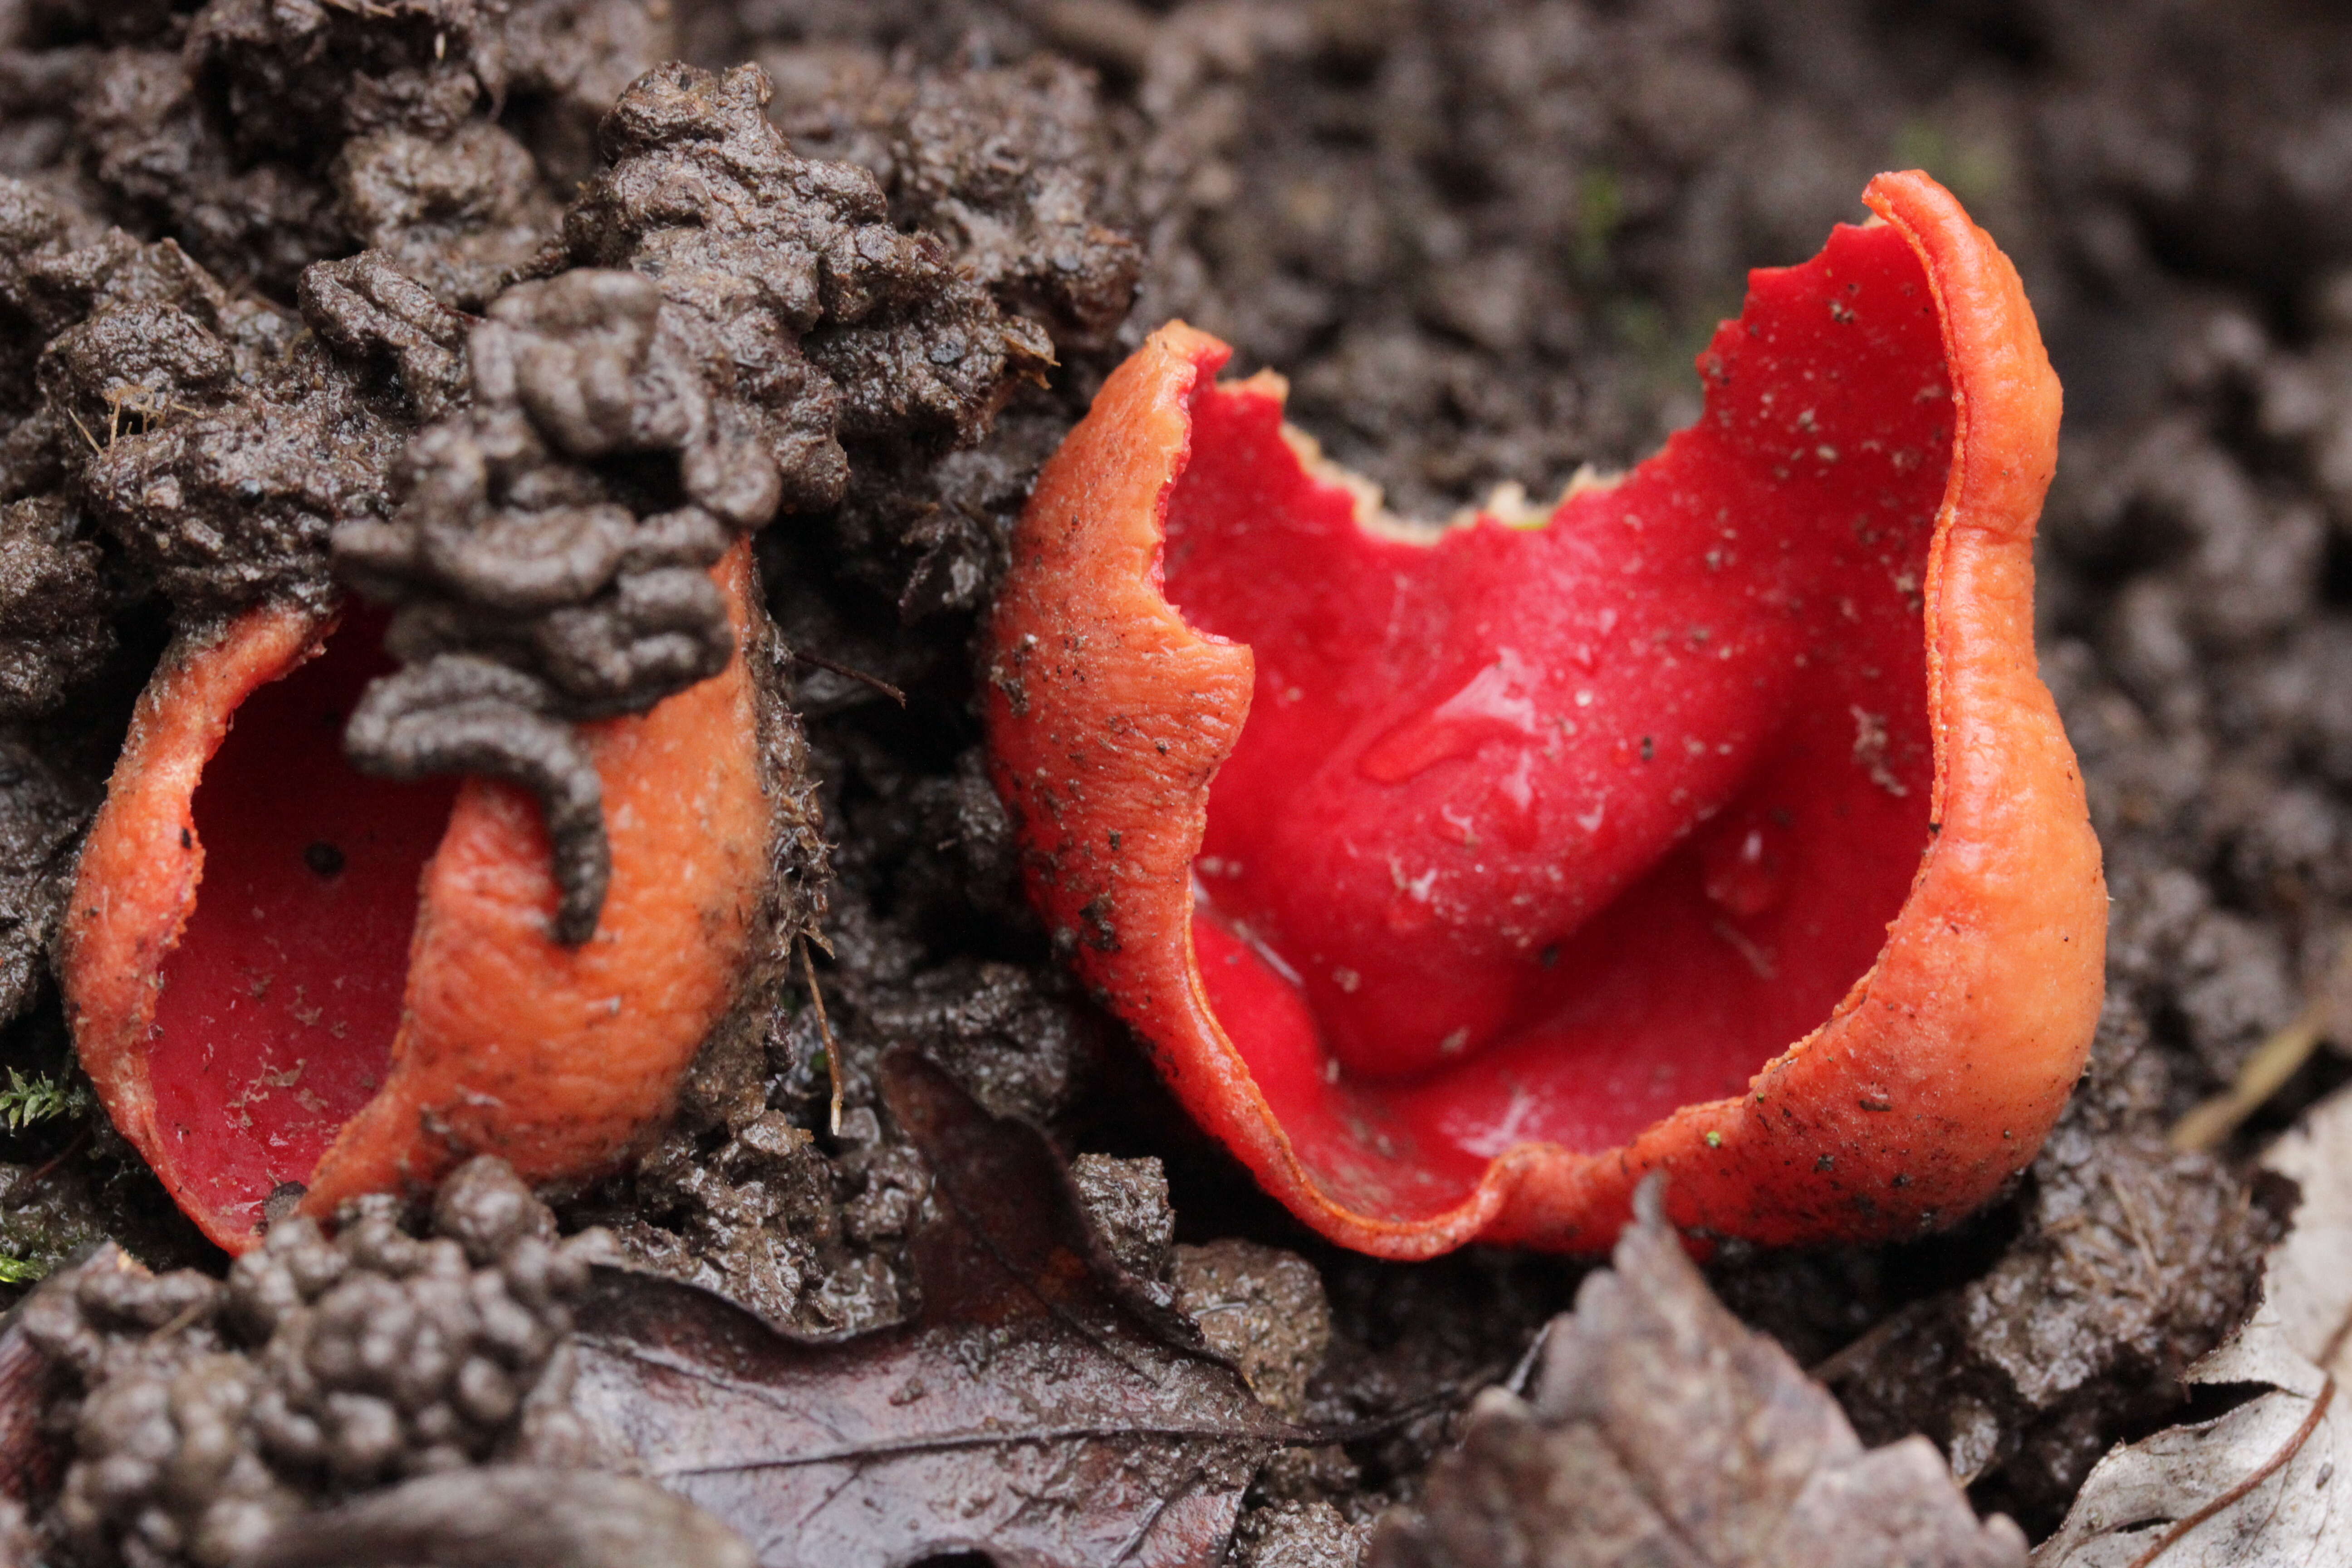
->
[63,542,775,1254]
[984,172,2106,1258]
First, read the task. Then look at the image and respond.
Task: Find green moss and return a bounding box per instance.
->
[0,1066,93,1133]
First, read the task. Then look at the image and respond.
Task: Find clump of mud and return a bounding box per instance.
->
[20,1158,609,1566]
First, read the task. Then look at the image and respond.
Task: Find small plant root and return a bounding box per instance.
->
[2171,936,2352,1152]
[797,935,845,1137]
[789,650,906,707]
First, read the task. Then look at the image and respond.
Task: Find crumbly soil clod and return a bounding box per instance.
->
[19,1157,614,1568]
[330,58,1050,936]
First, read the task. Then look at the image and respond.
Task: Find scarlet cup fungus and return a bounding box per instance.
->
[986,172,2105,1257]
[62,544,782,1254]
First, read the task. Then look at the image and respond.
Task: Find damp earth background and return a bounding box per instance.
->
[0,0,2344,1561]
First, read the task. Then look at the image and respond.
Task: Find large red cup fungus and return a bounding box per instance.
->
[62,543,778,1254]
[986,172,2105,1258]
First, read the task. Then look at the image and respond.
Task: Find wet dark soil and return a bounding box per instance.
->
[0,0,2345,1560]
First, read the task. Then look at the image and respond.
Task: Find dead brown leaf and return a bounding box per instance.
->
[2035,1083,2352,1568]
[1369,1181,2029,1568]
[248,1467,756,1568]
[0,1314,47,1568]
[571,1050,1299,1568]
[0,1307,56,1511]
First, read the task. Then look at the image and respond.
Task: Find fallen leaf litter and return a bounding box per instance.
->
[572,1054,1305,1568]
[1372,1180,2031,1568]
[2037,1084,2352,1568]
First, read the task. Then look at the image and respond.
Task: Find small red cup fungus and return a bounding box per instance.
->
[985,172,2105,1257]
[62,544,779,1254]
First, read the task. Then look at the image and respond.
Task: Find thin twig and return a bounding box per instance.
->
[2104,1167,2165,1289]
[797,936,844,1137]
[790,650,906,707]
[2171,1014,2325,1151]
[1298,1382,1491,1446]
[2123,1381,2332,1568]
[1807,1306,1918,1385]
[1016,0,1161,75]
[2171,936,2352,1152]
[1502,1321,1555,1397]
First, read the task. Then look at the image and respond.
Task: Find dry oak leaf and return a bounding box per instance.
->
[0,1306,56,1568]
[248,1468,756,1568]
[570,1051,1298,1568]
[1370,1182,2028,1568]
[2035,1084,2352,1568]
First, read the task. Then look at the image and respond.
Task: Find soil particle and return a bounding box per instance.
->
[848,958,1108,1126]
[573,897,1115,1333]
[186,1,507,159]
[0,0,670,299]
[1820,1107,2288,1525]
[0,172,392,627]
[1300,1247,1580,1509]
[297,251,471,421]
[333,122,562,313]
[332,58,1049,936]
[0,727,98,1025]
[766,51,1140,615]
[554,60,1044,484]
[780,55,1143,357]
[578,894,1110,1336]
[1231,1499,1377,1568]
[19,1157,612,1568]
[1070,1152,1176,1283]
[2033,0,2352,296]
[812,377,1088,622]
[0,495,110,716]
[1172,1238,1333,1421]
[593,1107,897,1336]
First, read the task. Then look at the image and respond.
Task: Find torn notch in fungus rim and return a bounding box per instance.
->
[59,542,796,1257]
[984,170,2106,1261]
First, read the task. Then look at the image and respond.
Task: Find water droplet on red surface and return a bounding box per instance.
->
[1491,752,1541,850]
[1702,818,1790,920]
[1357,650,1540,784]
[1385,862,1439,934]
